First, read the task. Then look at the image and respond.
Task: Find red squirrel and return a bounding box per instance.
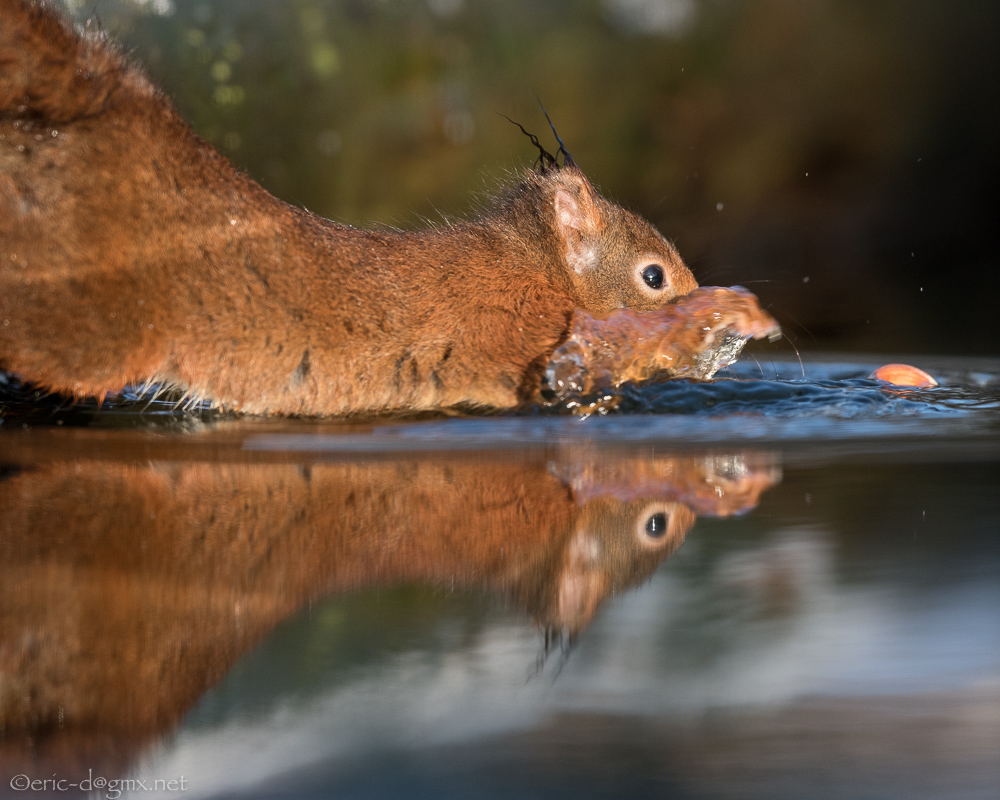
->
[0,0,698,415]
[0,449,776,755]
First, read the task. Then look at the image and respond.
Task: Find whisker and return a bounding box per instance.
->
[768,308,817,343]
[781,332,806,378]
[691,267,729,284]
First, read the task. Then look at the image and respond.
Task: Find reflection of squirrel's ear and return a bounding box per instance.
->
[557,532,609,634]
[557,569,607,634]
[552,170,602,274]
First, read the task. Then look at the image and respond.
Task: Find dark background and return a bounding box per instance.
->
[64,0,999,355]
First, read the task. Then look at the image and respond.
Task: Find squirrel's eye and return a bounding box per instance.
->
[641,264,664,290]
[644,511,668,538]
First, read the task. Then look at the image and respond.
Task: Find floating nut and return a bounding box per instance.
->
[869,364,938,387]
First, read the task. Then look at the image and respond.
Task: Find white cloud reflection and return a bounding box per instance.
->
[143,527,1000,798]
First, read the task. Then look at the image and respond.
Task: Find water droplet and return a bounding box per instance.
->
[716,202,724,211]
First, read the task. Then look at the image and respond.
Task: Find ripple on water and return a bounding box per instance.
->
[2,357,999,446]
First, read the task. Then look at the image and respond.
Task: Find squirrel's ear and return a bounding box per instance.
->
[552,171,602,273]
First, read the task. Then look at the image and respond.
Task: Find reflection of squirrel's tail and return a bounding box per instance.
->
[0,0,142,123]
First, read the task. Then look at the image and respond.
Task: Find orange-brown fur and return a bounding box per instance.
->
[0,448,783,771]
[0,0,697,415]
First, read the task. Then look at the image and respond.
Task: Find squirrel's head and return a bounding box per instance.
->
[544,165,698,315]
[546,496,694,634]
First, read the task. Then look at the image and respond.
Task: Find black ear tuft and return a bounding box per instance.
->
[499,113,558,173]
[537,99,575,168]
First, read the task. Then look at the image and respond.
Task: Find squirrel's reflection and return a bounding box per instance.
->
[0,450,779,770]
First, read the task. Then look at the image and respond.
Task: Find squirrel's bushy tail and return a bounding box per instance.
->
[0,0,127,122]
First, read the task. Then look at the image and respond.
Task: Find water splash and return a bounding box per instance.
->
[542,286,780,404]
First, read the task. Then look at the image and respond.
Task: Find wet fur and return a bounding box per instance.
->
[0,0,696,415]
[0,455,697,746]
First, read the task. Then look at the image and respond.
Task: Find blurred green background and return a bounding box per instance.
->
[62,0,999,354]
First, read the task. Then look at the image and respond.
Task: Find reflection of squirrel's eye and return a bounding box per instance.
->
[641,264,664,289]
[644,511,668,538]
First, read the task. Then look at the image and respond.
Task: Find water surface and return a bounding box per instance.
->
[1,355,998,799]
